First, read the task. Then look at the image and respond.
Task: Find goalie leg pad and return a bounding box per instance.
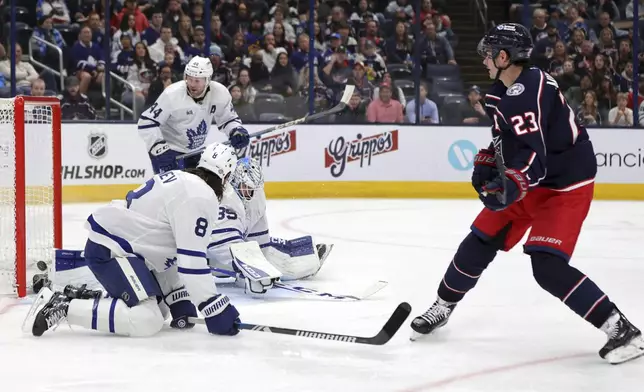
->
[67,296,164,337]
[261,236,324,280]
[84,240,162,307]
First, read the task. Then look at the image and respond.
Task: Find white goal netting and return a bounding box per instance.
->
[0,99,58,296]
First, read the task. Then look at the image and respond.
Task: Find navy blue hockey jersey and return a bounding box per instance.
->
[484,67,596,191]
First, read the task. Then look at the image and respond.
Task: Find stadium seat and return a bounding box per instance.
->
[57,25,80,47]
[258,112,290,122]
[432,78,464,94]
[394,79,415,96]
[425,64,461,81]
[387,64,412,80]
[1,6,30,25]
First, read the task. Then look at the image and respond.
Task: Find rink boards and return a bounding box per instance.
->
[59,123,644,202]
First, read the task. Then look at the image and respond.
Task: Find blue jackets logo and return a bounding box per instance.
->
[448,140,478,171]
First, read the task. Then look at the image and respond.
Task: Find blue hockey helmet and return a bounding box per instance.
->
[477,23,533,64]
[230,157,264,201]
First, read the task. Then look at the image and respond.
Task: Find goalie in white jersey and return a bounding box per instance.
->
[138,56,250,174]
[208,158,334,295]
[26,143,242,338]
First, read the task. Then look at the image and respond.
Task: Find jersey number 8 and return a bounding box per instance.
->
[194,217,208,237]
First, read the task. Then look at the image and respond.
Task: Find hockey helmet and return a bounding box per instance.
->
[230,157,264,201]
[197,142,237,180]
[184,56,214,80]
[477,23,533,64]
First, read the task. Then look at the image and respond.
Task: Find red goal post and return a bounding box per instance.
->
[0,96,62,297]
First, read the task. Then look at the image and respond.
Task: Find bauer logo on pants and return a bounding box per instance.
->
[324,130,399,178]
[239,130,297,167]
[88,133,108,160]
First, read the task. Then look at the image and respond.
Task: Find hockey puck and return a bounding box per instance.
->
[36,261,48,271]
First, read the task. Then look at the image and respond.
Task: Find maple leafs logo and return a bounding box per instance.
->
[186,119,208,150]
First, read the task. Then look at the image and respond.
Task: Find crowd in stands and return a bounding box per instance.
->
[523,0,643,126]
[0,0,641,126]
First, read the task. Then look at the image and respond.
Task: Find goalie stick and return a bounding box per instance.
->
[176,84,356,162]
[189,302,411,345]
[211,267,387,301]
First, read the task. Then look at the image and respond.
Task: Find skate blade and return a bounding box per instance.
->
[605,336,644,365]
[410,329,429,342]
[21,288,54,334]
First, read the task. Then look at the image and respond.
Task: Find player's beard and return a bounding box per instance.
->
[186,83,209,100]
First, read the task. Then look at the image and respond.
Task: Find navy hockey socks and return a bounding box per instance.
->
[531,252,615,328]
[437,233,498,303]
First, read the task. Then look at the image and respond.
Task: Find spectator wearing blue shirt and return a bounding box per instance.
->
[32,16,67,74]
[290,33,322,72]
[71,26,105,94]
[406,83,439,124]
[142,9,164,46]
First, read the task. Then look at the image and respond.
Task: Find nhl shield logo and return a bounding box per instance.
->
[88,133,107,159]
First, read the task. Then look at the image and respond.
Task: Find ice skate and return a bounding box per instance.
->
[30,288,72,337]
[410,298,456,341]
[599,308,644,364]
[63,284,102,300]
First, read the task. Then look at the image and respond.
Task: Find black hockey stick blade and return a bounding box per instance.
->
[189,302,411,345]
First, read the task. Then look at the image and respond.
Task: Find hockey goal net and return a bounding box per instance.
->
[0,96,62,297]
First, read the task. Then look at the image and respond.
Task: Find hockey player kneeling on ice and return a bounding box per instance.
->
[208,157,334,295]
[138,56,250,174]
[25,142,242,338]
[47,158,333,300]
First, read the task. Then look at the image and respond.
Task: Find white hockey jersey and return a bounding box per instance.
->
[207,186,270,268]
[85,170,220,305]
[137,80,242,153]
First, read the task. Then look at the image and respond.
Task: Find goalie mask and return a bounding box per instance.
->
[230,157,264,201]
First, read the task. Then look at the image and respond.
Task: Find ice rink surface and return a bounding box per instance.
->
[1,199,643,392]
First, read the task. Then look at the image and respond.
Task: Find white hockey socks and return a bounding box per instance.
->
[67,297,164,337]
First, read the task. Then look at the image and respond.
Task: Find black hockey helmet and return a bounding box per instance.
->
[477,23,533,64]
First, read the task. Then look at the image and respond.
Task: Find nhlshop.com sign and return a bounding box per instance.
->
[62,124,152,185]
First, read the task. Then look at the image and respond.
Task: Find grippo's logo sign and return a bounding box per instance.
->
[324,130,399,177]
[240,130,297,166]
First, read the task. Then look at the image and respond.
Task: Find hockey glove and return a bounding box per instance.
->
[229,126,250,149]
[480,168,529,211]
[471,148,498,193]
[198,294,240,336]
[148,141,178,174]
[164,287,197,330]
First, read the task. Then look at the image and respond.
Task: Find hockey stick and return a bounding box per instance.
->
[176,84,356,161]
[481,135,508,205]
[188,302,411,345]
[211,267,387,301]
